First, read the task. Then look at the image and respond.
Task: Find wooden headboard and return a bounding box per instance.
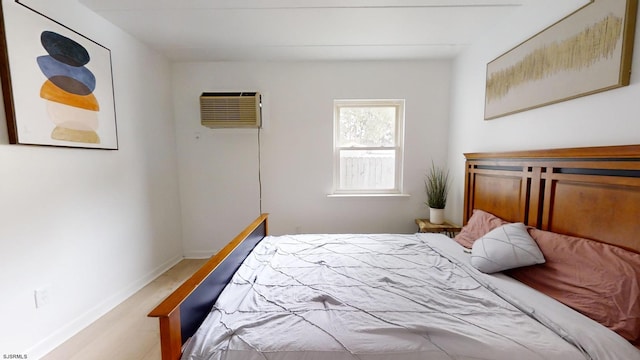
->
[463,144,640,254]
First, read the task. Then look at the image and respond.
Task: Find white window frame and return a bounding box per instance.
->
[332,99,405,196]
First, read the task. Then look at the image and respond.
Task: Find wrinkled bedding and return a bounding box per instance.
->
[182,233,640,360]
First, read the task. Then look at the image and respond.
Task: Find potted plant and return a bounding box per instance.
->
[424,161,450,225]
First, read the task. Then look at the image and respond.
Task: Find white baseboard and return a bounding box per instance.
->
[27,254,183,359]
[183,250,214,259]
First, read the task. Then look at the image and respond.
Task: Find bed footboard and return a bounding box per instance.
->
[148,213,269,360]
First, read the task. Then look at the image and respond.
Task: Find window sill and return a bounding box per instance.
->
[327,193,411,198]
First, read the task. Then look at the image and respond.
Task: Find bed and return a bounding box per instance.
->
[149,144,640,360]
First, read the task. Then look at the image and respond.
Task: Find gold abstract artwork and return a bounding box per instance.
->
[486,14,623,103]
[484,0,636,120]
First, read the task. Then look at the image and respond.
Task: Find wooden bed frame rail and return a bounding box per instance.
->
[464,144,640,254]
[148,213,269,360]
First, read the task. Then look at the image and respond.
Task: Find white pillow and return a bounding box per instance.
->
[470,222,545,273]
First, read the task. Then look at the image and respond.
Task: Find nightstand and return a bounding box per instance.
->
[415,219,462,238]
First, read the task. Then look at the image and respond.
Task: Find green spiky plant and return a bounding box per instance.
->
[424,162,450,209]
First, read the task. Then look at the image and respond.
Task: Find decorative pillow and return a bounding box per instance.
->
[454,209,509,248]
[470,223,545,273]
[508,228,640,345]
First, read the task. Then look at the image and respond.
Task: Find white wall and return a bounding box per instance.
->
[0,0,183,357]
[447,0,640,225]
[173,61,451,256]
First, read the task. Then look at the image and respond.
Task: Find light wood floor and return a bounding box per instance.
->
[42,259,207,360]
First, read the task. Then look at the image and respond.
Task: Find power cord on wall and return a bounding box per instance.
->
[257,127,263,214]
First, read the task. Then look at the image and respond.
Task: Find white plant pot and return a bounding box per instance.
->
[429,208,445,225]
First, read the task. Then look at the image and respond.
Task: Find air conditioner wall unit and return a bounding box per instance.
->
[200,92,261,128]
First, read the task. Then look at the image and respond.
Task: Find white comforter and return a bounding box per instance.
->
[182,233,640,360]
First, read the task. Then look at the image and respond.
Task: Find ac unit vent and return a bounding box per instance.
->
[200,92,261,128]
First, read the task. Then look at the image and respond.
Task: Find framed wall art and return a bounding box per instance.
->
[0,1,118,149]
[484,0,637,120]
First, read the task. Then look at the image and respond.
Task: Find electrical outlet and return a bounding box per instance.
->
[34,287,51,308]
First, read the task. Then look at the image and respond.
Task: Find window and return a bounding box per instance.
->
[333,99,405,195]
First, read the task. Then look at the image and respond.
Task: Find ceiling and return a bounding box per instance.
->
[79,0,580,62]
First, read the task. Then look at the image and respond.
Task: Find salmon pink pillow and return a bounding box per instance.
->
[454,209,509,248]
[508,228,640,345]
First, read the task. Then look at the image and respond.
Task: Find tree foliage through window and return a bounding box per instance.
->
[338,107,395,147]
